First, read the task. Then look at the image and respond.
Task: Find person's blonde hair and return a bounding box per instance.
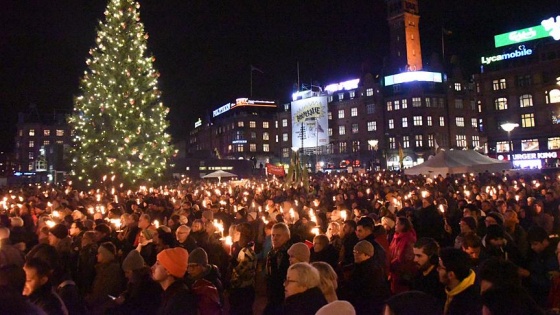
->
[288,262,320,289]
[311,261,338,294]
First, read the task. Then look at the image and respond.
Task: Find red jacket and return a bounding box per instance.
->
[388,230,417,294]
[191,278,222,315]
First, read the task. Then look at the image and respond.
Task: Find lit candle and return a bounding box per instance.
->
[340,210,347,221]
[154,220,160,229]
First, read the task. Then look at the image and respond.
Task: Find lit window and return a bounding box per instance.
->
[249,121,256,128]
[43,130,50,136]
[402,117,408,128]
[472,135,480,148]
[548,137,560,150]
[238,121,244,127]
[521,139,539,151]
[471,118,478,128]
[415,135,423,147]
[366,88,373,96]
[425,98,431,107]
[493,78,507,90]
[456,117,465,127]
[389,119,394,129]
[29,129,35,136]
[547,89,560,104]
[282,133,288,142]
[403,136,410,148]
[338,142,347,153]
[263,144,270,152]
[328,112,332,120]
[521,113,535,128]
[456,135,467,148]
[389,137,396,149]
[428,134,434,147]
[412,97,421,107]
[519,94,533,107]
[275,121,279,128]
[351,107,358,117]
[367,121,377,131]
[413,116,422,126]
[352,123,359,134]
[282,119,288,127]
[263,122,269,128]
[496,141,510,153]
[402,99,407,109]
[43,140,50,146]
[275,135,279,142]
[236,144,244,152]
[29,141,34,148]
[28,152,34,159]
[394,100,400,110]
[328,128,332,136]
[250,144,256,152]
[427,116,432,126]
[439,117,445,126]
[339,126,346,135]
[352,141,360,152]
[454,83,462,91]
[282,148,289,157]
[339,93,344,100]
[263,132,269,140]
[494,98,508,110]
[387,101,393,111]
[338,109,345,119]
[349,91,355,99]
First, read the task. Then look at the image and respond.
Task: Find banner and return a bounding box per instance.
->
[291,96,329,149]
[266,163,286,177]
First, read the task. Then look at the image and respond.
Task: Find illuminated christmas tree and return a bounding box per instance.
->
[69,0,173,188]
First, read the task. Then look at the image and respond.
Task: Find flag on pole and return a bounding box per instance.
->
[250,65,264,73]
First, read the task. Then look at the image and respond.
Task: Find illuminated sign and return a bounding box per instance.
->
[511,151,558,160]
[324,79,360,93]
[232,140,247,144]
[384,71,442,86]
[494,15,560,47]
[291,96,329,149]
[494,26,549,47]
[213,103,231,117]
[194,118,202,128]
[480,45,532,65]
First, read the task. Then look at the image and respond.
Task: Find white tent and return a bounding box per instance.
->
[404,150,511,176]
[201,170,238,182]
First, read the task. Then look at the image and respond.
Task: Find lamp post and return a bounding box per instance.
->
[368,139,379,171]
[500,122,518,154]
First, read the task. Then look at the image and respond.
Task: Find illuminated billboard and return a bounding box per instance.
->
[384,71,443,86]
[494,15,560,47]
[291,96,329,149]
[480,45,533,65]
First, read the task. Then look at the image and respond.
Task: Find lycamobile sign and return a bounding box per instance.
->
[494,15,560,47]
[481,45,532,65]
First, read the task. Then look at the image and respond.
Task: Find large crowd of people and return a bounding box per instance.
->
[0,170,559,315]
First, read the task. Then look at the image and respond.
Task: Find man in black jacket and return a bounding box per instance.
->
[355,217,387,274]
[264,222,291,315]
[411,237,446,308]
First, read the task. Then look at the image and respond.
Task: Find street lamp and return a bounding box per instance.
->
[368,139,379,171]
[500,122,518,153]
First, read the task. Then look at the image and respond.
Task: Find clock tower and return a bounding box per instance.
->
[386,0,423,73]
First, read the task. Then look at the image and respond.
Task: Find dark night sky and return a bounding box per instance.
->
[0,0,559,151]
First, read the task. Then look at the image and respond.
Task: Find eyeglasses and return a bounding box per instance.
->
[283,279,298,285]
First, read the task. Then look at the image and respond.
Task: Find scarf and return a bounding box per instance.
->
[444,269,476,314]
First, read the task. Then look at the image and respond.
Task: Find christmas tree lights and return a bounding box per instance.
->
[69,0,174,188]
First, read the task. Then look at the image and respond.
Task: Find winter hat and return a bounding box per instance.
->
[381,216,396,229]
[485,224,505,241]
[157,247,189,278]
[49,224,68,239]
[188,248,208,266]
[316,300,356,315]
[486,212,504,226]
[122,249,145,271]
[98,242,116,261]
[287,242,311,263]
[354,240,374,257]
[247,211,257,221]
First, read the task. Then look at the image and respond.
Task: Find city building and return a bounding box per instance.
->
[475,14,560,169]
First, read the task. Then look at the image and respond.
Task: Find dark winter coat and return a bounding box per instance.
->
[76,242,97,295]
[280,286,327,315]
[28,284,68,315]
[107,268,162,315]
[446,284,482,315]
[158,280,197,315]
